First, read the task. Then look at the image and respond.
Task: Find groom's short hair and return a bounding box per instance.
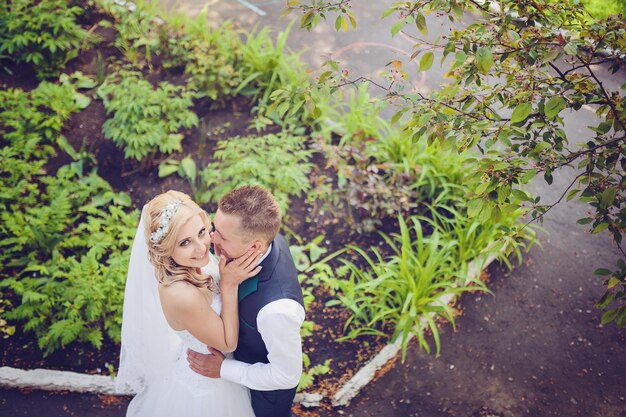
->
[218,185,281,244]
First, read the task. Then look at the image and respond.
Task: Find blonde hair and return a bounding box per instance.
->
[144,190,216,290]
[218,185,281,244]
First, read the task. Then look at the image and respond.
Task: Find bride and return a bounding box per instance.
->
[115,190,259,417]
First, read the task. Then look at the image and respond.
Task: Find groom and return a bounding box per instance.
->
[187,185,305,417]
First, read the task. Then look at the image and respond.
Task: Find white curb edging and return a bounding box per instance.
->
[0,366,117,394]
[0,365,324,407]
[331,251,500,407]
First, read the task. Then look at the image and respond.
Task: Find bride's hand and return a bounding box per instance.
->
[219,249,262,289]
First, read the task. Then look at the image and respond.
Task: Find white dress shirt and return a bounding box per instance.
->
[219,244,306,391]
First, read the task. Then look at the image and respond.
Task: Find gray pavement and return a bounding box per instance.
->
[2,1,624,416]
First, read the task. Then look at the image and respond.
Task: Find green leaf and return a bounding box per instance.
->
[600,187,616,209]
[347,11,357,29]
[391,108,408,125]
[511,189,531,202]
[340,16,349,32]
[467,199,484,217]
[419,52,434,72]
[544,171,553,185]
[601,309,618,325]
[564,42,578,56]
[544,96,566,119]
[415,13,427,34]
[594,268,613,276]
[158,162,179,178]
[335,16,343,31]
[57,135,78,160]
[181,157,196,182]
[74,93,91,109]
[592,222,609,234]
[521,170,538,183]
[475,47,494,74]
[566,189,580,202]
[607,277,621,289]
[391,19,405,37]
[300,11,314,28]
[511,103,532,124]
[451,51,467,70]
[114,192,132,207]
[533,141,551,153]
[577,217,593,225]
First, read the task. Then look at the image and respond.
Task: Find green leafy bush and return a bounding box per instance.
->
[200,133,314,213]
[0,76,137,355]
[98,70,198,161]
[0,165,137,355]
[108,0,162,69]
[159,8,307,120]
[307,84,471,232]
[0,0,92,78]
[0,76,91,161]
[0,299,15,339]
[237,23,309,127]
[160,12,246,102]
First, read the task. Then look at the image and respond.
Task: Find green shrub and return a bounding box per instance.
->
[160,12,247,102]
[0,0,92,78]
[237,23,309,128]
[200,133,314,213]
[579,0,625,20]
[0,75,137,355]
[307,85,471,232]
[109,0,162,69]
[98,70,198,161]
[0,164,137,355]
[0,77,91,161]
[159,8,307,120]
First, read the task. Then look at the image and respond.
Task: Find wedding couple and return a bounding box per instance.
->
[115,185,305,417]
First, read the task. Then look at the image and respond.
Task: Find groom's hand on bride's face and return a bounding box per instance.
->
[186,347,225,378]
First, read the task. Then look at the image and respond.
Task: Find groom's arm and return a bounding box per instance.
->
[221,299,305,391]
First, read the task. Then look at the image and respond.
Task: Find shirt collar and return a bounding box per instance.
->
[257,243,272,266]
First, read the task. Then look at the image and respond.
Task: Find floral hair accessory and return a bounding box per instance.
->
[150,199,181,244]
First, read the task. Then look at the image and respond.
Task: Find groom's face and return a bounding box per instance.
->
[210,209,254,261]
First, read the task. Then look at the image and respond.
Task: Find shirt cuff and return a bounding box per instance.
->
[220,358,247,384]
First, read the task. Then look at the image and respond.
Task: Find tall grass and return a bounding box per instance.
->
[326,206,534,360]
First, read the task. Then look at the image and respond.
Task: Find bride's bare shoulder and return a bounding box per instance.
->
[159,281,208,307]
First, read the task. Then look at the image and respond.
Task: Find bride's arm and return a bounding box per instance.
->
[161,250,261,352]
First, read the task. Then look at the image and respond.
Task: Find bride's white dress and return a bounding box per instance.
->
[125,264,255,417]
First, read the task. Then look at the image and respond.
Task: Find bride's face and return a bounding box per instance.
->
[170,213,211,268]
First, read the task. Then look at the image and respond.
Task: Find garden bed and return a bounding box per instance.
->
[0,0,530,413]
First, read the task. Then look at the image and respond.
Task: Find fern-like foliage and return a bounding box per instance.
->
[0,80,138,356]
[0,0,93,79]
[98,70,199,161]
[200,133,314,213]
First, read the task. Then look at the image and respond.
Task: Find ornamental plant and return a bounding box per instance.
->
[0,73,137,355]
[0,165,138,355]
[200,133,314,213]
[324,208,531,360]
[0,0,92,79]
[98,70,198,161]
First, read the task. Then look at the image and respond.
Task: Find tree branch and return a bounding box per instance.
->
[579,56,626,133]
